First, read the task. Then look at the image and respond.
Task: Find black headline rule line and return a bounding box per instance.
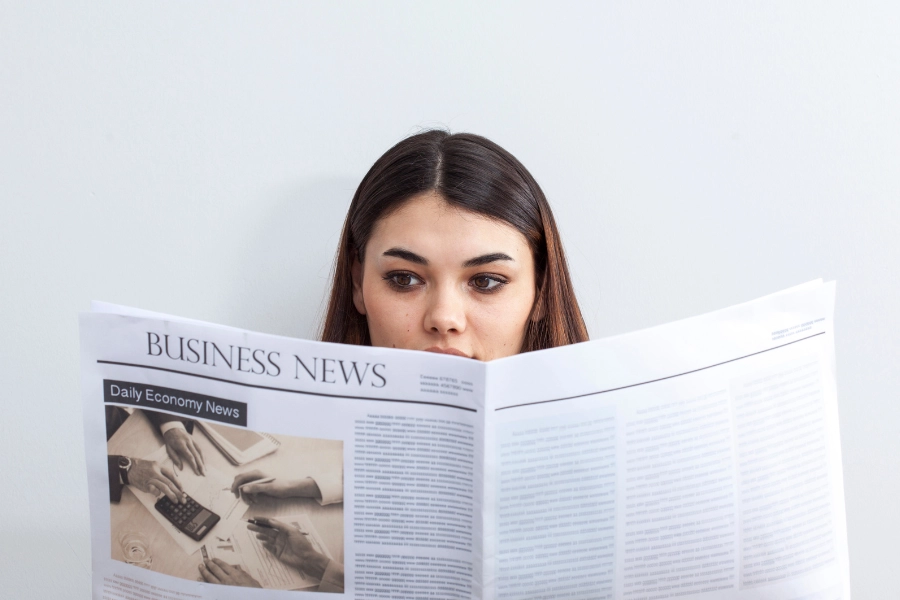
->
[96,361,476,413]
[496,331,825,411]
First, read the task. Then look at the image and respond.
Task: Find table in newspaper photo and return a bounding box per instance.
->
[107,410,343,589]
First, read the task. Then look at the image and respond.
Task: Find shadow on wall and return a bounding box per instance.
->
[225,177,359,341]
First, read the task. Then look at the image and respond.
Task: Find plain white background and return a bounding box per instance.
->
[1,2,897,597]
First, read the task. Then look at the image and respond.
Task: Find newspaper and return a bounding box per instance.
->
[81,280,849,599]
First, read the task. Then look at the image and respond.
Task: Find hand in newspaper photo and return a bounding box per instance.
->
[125,458,185,504]
[162,426,205,476]
[198,557,262,588]
[231,471,323,503]
[248,518,334,582]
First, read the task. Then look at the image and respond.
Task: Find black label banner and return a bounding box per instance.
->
[103,379,247,427]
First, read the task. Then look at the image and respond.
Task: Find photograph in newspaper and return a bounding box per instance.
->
[105,404,343,592]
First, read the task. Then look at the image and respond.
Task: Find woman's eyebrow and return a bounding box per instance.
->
[382,247,428,265]
[463,253,514,268]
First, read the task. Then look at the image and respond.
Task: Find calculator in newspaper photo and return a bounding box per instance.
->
[154,493,221,541]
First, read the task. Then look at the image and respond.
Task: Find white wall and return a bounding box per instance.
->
[2,2,898,597]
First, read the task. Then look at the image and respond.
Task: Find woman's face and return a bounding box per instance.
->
[352,192,537,361]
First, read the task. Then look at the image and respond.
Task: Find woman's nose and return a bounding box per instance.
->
[423,286,466,334]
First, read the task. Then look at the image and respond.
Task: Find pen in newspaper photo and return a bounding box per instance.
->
[246,519,309,535]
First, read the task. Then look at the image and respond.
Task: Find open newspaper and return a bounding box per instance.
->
[81,280,849,599]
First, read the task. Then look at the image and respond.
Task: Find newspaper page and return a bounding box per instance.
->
[81,308,486,599]
[82,281,849,600]
[483,280,849,600]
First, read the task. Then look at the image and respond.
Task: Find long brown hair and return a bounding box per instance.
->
[320,130,588,353]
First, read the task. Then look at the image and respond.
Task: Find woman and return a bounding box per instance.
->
[322,129,588,358]
[200,130,588,589]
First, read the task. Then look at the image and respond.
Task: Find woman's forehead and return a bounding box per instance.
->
[367,192,531,264]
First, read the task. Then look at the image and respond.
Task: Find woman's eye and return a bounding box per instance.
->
[471,275,507,292]
[384,272,423,289]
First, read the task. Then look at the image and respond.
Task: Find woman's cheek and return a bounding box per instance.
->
[486,294,533,355]
[366,288,420,348]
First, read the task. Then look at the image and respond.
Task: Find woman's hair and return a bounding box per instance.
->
[320,130,588,352]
